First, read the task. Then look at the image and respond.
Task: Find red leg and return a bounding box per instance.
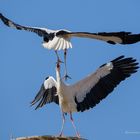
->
[55,51,63,64]
[64,49,71,81]
[59,112,65,137]
[70,112,80,138]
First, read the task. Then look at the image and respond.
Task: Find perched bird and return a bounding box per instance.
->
[1,13,140,79]
[31,56,139,138]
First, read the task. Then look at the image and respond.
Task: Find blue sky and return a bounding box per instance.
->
[0,0,140,140]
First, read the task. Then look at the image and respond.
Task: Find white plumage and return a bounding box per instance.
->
[31,56,139,137]
[42,32,72,50]
[44,76,56,89]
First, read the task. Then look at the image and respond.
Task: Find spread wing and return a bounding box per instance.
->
[70,56,139,112]
[68,32,140,45]
[1,13,140,50]
[0,13,50,37]
[0,13,72,50]
[31,76,59,110]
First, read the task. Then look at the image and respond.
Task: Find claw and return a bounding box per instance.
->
[58,132,65,137]
[63,74,72,81]
[76,132,81,138]
[59,133,63,137]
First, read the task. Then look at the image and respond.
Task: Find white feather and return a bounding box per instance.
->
[44,76,57,89]
[69,41,72,49]
[54,38,61,50]
[62,40,67,50]
[38,27,55,33]
[58,38,64,50]
[65,41,69,50]
[42,37,59,50]
[61,38,65,50]
[49,37,60,50]
[70,62,113,102]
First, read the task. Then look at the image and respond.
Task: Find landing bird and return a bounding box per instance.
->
[1,13,140,79]
[31,56,139,138]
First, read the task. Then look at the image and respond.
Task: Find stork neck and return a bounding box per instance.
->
[56,65,61,84]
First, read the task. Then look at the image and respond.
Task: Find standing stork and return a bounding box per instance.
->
[31,55,139,138]
[1,13,140,79]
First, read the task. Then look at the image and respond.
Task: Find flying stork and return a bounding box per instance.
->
[1,13,140,79]
[31,55,139,138]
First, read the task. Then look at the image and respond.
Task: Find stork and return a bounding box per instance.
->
[31,55,139,138]
[1,13,140,80]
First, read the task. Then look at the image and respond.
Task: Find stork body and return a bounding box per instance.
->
[55,62,77,113]
[1,13,140,79]
[31,56,139,137]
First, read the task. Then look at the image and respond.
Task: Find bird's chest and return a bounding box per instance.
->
[59,97,77,113]
[58,88,69,108]
[57,87,77,113]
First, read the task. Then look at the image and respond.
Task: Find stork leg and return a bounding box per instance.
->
[63,49,71,81]
[59,112,65,137]
[55,51,63,64]
[70,112,80,138]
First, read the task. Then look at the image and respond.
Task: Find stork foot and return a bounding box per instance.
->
[63,74,72,81]
[58,132,64,137]
[76,132,81,138]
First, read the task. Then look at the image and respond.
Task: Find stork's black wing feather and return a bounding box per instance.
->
[0,13,49,37]
[69,31,140,45]
[31,77,59,110]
